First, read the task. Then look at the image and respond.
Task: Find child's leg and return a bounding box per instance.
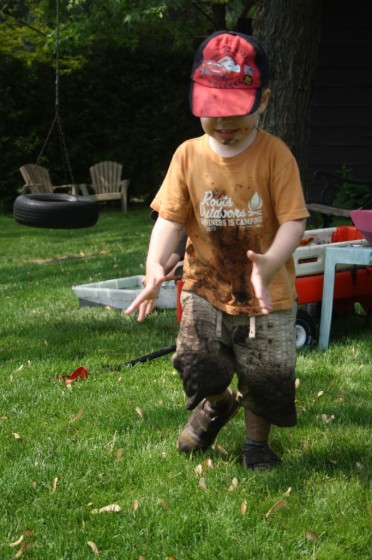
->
[177,387,240,452]
[242,408,281,469]
[244,408,271,441]
[234,306,298,469]
[173,292,240,452]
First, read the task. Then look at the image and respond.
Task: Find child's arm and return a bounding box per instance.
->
[247,219,307,314]
[124,217,184,321]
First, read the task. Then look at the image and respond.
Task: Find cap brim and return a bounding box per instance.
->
[191,82,261,118]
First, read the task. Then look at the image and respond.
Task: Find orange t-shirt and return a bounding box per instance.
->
[151,129,309,316]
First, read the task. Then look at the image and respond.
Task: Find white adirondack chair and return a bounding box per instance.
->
[87,161,130,212]
[20,164,77,194]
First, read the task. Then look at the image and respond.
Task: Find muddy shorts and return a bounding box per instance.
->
[172,292,297,427]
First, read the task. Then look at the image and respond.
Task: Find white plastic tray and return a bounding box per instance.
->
[72,275,177,310]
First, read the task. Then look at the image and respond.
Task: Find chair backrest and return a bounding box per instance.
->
[20,164,54,193]
[89,161,124,194]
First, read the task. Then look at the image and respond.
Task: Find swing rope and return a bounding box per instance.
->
[36,0,76,189]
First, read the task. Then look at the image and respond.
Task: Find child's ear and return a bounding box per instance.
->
[258,88,271,113]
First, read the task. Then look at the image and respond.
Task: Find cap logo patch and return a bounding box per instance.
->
[201,57,241,77]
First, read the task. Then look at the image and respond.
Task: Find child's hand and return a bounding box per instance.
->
[124,267,167,322]
[247,250,273,314]
[123,289,158,322]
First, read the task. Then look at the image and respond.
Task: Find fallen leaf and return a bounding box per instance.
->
[195,464,203,477]
[71,409,84,423]
[212,443,228,455]
[115,448,123,460]
[57,367,90,384]
[44,340,48,346]
[265,499,288,518]
[305,530,320,542]
[204,458,213,470]
[13,433,21,439]
[355,462,364,470]
[91,504,121,514]
[199,477,207,491]
[1,415,9,420]
[87,541,99,555]
[14,542,35,558]
[241,501,247,517]
[162,500,170,509]
[132,500,139,512]
[16,365,24,372]
[229,477,238,492]
[313,390,324,403]
[24,529,33,537]
[9,535,24,547]
[52,477,58,494]
[295,378,300,388]
[283,487,292,496]
[135,407,143,418]
[321,413,335,424]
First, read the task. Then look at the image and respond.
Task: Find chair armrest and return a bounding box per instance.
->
[118,179,130,192]
[76,183,90,196]
[24,182,44,193]
[52,184,76,193]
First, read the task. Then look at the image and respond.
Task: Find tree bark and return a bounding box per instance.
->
[253,0,323,195]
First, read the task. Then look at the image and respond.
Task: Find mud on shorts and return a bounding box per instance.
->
[172,292,297,427]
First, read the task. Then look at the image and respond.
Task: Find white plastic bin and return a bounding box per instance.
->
[72,275,177,310]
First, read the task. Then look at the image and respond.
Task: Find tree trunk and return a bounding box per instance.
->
[253,0,323,195]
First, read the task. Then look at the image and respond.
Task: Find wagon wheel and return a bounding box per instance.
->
[13,194,99,229]
[295,308,316,348]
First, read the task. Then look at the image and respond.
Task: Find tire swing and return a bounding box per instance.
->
[13,0,99,230]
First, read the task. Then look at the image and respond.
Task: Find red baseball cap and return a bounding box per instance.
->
[190,31,269,118]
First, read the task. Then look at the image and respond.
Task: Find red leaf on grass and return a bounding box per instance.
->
[56,366,90,384]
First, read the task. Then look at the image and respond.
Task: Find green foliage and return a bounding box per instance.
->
[333,166,372,209]
[2,0,241,210]
[0,210,371,559]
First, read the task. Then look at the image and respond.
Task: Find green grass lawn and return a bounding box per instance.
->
[0,207,371,560]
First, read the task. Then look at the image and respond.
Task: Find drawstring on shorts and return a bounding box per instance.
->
[249,316,256,338]
[216,309,223,338]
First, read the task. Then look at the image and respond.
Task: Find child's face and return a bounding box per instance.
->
[200,88,271,146]
[200,113,258,146]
